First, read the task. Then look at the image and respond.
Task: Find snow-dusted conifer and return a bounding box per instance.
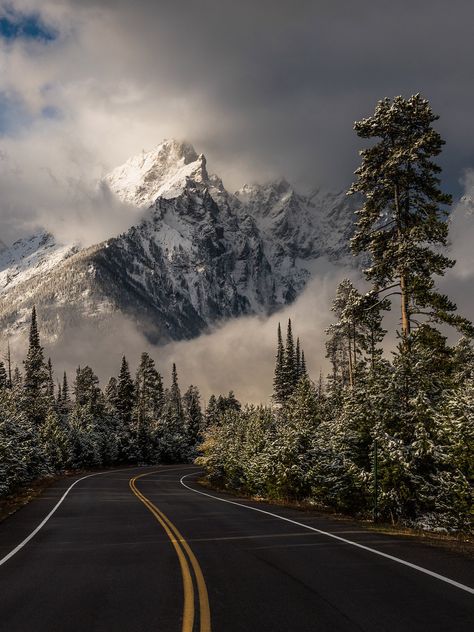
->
[350,94,473,349]
[272,323,286,404]
[23,306,49,425]
[116,356,135,423]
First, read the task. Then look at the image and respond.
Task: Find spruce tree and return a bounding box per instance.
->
[301,351,307,378]
[183,385,203,448]
[57,371,71,416]
[204,395,220,427]
[349,94,473,348]
[216,391,241,415]
[23,306,49,425]
[158,364,186,462]
[134,352,164,421]
[273,323,286,404]
[295,338,302,381]
[169,363,182,418]
[73,366,103,417]
[105,376,119,409]
[40,409,70,472]
[130,353,164,463]
[282,319,296,399]
[62,371,70,406]
[116,356,135,424]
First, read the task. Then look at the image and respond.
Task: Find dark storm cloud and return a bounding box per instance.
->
[2,0,474,205]
[48,0,474,193]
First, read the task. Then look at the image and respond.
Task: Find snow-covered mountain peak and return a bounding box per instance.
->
[104,139,211,208]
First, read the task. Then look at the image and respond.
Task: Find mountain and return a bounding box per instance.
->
[0,140,357,344]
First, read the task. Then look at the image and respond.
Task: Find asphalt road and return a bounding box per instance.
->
[0,465,472,632]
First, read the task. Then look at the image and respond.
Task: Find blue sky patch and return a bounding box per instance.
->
[0,9,56,42]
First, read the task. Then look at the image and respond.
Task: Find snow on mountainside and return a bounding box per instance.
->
[0,140,357,344]
[0,233,78,295]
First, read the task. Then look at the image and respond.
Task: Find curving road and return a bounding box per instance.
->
[0,465,472,631]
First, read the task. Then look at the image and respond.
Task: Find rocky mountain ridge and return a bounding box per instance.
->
[0,140,358,345]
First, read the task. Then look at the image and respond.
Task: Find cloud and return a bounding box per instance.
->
[157,261,359,403]
[0,142,144,246]
[2,0,474,244]
[2,259,357,404]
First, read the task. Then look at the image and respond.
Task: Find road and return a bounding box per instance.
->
[0,465,472,631]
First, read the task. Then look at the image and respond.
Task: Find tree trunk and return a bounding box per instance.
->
[370,328,375,373]
[394,184,411,349]
[352,322,357,386]
[347,325,354,389]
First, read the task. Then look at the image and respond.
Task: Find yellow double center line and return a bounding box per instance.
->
[129,470,211,632]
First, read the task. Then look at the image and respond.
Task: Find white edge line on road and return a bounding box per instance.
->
[0,467,134,568]
[180,473,474,595]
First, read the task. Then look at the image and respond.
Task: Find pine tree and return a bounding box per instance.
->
[105,376,119,409]
[183,385,203,449]
[134,352,164,421]
[216,391,242,416]
[301,351,307,378]
[0,389,42,495]
[73,366,103,416]
[295,338,302,381]
[349,94,473,349]
[23,306,49,425]
[40,409,70,472]
[281,319,297,400]
[273,323,286,404]
[169,363,182,418]
[157,364,187,463]
[116,356,135,423]
[57,371,71,416]
[129,353,164,464]
[62,371,70,406]
[204,395,220,427]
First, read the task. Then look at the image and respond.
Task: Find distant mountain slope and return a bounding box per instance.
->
[0,140,357,344]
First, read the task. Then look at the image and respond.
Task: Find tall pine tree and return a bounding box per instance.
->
[282,319,296,400]
[116,356,135,424]
[273,323,285,404]
[23,306,49,425]
[349,94,473,349]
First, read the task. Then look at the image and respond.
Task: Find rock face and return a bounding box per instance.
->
[0,140,357,344]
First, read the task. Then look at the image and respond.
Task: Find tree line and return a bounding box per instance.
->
[198,95,474,532]
[0,306,241,498]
